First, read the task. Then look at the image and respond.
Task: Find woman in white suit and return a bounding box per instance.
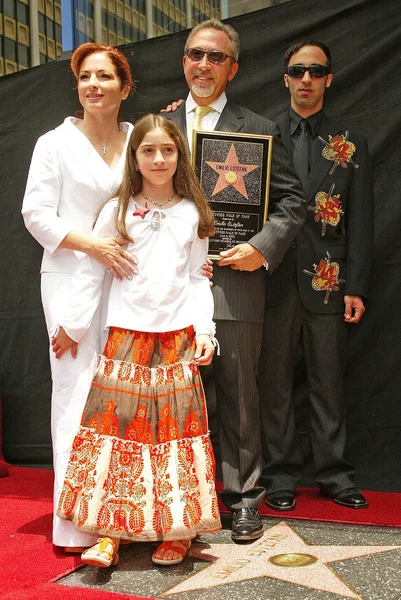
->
[22,42,136,552]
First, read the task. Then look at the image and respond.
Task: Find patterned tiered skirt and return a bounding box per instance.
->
[57,326,221,541]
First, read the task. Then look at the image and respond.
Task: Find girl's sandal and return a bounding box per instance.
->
[152,539,191,566]
[81,537,119,568]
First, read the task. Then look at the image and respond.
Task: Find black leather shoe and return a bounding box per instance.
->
[323,487,368,509]
[265,490,296,511]
[231,508,264,541]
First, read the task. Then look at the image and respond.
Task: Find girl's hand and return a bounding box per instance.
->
[90,237,138,280]
[51,327,78,359]
[194,335,215,366]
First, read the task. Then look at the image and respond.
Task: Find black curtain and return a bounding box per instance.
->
[1,0,400,490]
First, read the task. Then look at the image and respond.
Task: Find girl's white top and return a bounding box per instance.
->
[22,117,133,274]
[61,197,215,339]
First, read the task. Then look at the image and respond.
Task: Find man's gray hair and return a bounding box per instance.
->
[185,19,240,62]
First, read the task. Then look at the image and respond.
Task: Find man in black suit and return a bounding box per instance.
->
[259,41,373,511]
[165,19,306,541]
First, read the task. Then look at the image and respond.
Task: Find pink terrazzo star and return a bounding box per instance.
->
[205,143,259,199]
[160,521,400,598]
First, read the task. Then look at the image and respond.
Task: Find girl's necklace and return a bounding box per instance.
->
[83,126,120,154]
[141,191,176,208]
[141,192,176,231]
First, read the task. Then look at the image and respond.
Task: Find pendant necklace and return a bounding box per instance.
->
[83,126,120,154]
[141,191,176,208]
[141,191,176,231]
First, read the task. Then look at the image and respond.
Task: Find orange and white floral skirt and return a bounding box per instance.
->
[56,326,221,542]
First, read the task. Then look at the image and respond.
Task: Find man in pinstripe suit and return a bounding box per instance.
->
[165,19,306,541]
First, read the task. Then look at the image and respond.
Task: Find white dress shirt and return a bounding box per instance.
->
[62,197,215,341]
[22,117,133,274]
[185,92,227,153]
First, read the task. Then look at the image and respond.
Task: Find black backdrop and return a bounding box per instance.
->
[1,0,400,490]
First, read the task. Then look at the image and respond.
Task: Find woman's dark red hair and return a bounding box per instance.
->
[70,42,134,95]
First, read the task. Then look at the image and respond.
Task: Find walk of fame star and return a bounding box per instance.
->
[159,521,400,598]
[205,143,259,199]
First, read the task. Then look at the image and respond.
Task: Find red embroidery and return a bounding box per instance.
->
[308,183,344,236]
[319,131,359,174]
[99,399,120,437]
[158,403,179,442]
[56,326,221,540]
[303,251,346,304]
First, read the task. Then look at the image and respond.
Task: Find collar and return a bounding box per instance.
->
[289,107,323,138]
[185,91,227,116]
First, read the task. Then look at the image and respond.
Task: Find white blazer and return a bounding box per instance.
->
[22,117,134,274]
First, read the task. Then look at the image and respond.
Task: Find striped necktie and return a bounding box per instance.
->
[192,105,213,131]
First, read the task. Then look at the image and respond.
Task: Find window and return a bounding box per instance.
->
[3,0,15,19]
[16,1,28,23]
[4,35,16,60]
[46,15,55,37]
[38,14,45,34]
[17,40,28,65]
[107,12,116,29]
[116,16,123,35]
[55,22,61,43]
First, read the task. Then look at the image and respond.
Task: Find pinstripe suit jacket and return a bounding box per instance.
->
[166,101,306,322]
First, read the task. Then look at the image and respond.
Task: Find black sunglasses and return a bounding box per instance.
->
[185,47,236,65]
[287,64,329,78]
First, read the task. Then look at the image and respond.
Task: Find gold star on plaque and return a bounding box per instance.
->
[205,143,259,199]
[159,521,401,598]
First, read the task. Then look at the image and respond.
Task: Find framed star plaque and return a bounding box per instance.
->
[192,130,273,259]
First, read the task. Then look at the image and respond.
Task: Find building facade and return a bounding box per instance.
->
[0,0,286,77]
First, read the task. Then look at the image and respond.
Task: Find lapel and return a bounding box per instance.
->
[172,104,188,137]
[215,101,245,133]
[305,112,343,201]
[275,110,291,155]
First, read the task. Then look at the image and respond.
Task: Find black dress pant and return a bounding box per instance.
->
[259,276,355,495]
[209,319,265,511]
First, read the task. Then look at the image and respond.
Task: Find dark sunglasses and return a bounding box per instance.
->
[287,64,329,78]
[185,47,236,65]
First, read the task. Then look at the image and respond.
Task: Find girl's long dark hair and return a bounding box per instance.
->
[114,114,214,241]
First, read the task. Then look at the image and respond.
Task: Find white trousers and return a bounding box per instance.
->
[41,272,110,548]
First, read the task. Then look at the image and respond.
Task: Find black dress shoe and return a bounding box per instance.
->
[265,490,296,511]
[231,508,264,541]
[322,487,368,509]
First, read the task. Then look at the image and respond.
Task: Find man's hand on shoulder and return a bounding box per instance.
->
[344,295,365,323]
[160,99,185,113]
[217,243,265,271]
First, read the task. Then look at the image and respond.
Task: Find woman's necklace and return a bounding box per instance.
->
[83,126,120,154]
[141,191,176,208]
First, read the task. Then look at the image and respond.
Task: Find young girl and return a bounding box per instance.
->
[51,114,221,568]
